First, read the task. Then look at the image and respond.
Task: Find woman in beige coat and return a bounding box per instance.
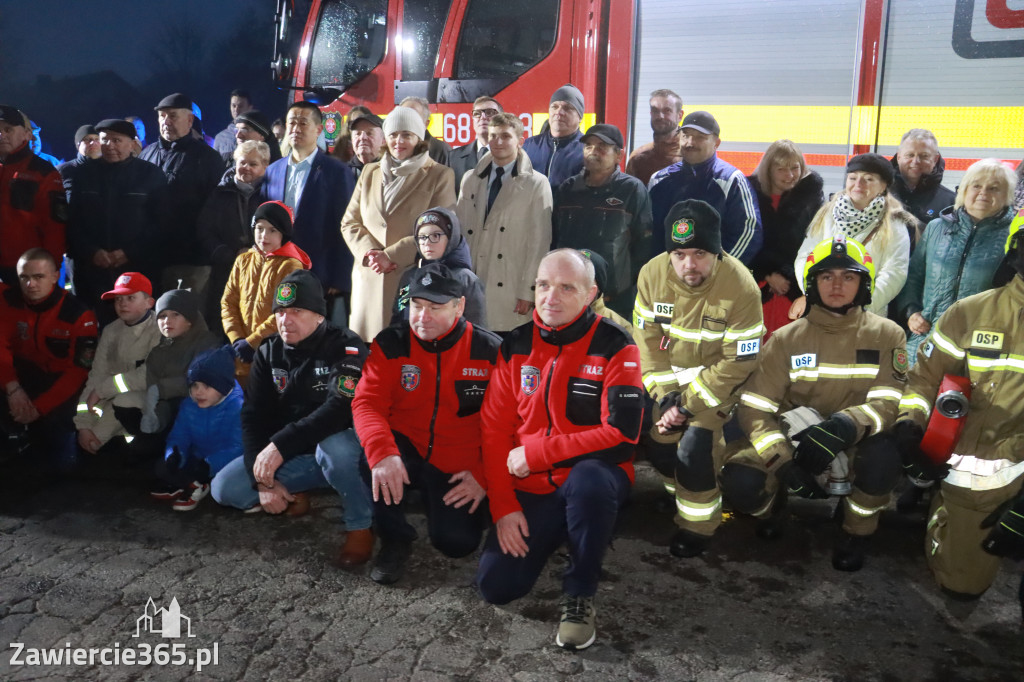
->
[341,107,456,341]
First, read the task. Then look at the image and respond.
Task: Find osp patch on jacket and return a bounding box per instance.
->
[401,364,420,391]
[521,365,540,395]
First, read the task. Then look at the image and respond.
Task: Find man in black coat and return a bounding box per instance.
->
[67,119,168,324]
[447,96,502,196]
[889,129,956,228]
[139,93,224,295]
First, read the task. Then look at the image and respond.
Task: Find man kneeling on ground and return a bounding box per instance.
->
[476,248,644,650]
[353,262,500,584]
[212,270,375,567]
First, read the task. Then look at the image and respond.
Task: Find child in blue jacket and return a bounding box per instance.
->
[152,346,244,510]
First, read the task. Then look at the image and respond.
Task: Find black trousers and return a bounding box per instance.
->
[365,430,486,558]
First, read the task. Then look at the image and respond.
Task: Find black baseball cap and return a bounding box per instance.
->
[408,263,464,304]
[581,123,624,148]
[680,111,720,136]
[0,105,27,127]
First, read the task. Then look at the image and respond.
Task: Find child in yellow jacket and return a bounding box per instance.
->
[221,201,311,382]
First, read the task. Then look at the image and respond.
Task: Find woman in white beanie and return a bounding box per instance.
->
[341,106,456,341]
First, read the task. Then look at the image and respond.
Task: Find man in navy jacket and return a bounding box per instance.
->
[648,111,762,265]
[522,85,585,189]
[262,102,356,323]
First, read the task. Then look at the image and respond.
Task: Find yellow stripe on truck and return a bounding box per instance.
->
[531,113,597,136]
[684,105,1024,149]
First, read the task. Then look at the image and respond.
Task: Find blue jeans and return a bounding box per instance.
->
[211,429,373,530]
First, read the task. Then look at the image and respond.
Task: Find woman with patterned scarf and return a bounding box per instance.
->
[789,153,915,319]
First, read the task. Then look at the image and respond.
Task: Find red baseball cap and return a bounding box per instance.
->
[101,272,152,300]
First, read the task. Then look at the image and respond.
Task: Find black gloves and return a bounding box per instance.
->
[982,493,1024,560]
[794,413,858,475]
[892,421,950,482]
[777,461,829,500]
[232,339,255,363]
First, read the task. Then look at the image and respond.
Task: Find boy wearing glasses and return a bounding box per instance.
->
[391,207,486,328]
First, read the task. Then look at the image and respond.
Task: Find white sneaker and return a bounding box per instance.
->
[172,481,210,511]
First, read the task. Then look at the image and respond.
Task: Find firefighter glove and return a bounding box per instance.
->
[893,421,949,482]
[794,412,858,475]
[981,494,1024,560]
[777,461,829,500]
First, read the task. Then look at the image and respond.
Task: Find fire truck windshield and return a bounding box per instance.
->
[308,0,388,90]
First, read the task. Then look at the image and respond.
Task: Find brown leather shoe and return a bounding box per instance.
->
[337,528,375,568]
[285,492,310,517]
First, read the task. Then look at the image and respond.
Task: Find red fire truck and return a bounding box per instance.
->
[272,0,1024,187]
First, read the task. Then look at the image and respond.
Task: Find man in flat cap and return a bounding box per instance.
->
[212,269,375,566]
[523,84,586,188]
[139,93,224,296]
[0,105,67,285]
[553,123,652,319]
[221,109,281,167]
[67,119,168,323]
[346,109,384,180]
[649,111,762,266]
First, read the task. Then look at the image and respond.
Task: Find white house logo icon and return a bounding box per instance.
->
[134,597,195,639]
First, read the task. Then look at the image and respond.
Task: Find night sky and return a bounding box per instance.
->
[2,0,255,86]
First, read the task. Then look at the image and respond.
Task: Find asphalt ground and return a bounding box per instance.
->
[1,463,1022,681]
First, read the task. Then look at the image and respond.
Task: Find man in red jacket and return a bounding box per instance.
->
[0,248,97,467]
[352,262,501,585]
[0,105,67,285]
[476,249,644,651]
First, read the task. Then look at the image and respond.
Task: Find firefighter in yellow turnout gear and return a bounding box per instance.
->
[893,213,1024,599]
[633,199,764,557]
[728,236,907,571]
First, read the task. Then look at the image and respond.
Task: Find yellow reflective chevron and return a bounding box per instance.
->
[668,325,724,343]
[966,353,1024,375]
[690,375,721,407]
[845,497,884,517]
[866,387,902,402]
[930,328,965,360]
[899,393,932,415]
[739,391,779,413]
[643,371,677,391]
[724,323,765,341]
[856,403,883,434]
[752,430,787,455]
[634,301,655,322]
[676,495,722,522]
[927,506,943,532]
[113,373,130,393]
[789,363,879,382]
